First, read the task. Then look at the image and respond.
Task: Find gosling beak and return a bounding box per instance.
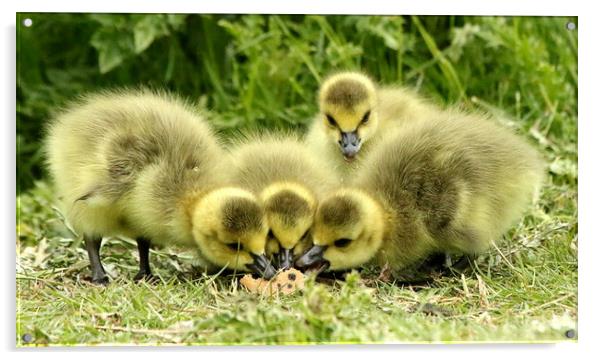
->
[248,253,277,279]
[278,248,293,270]
[295,245,327,269]
[338,131,361,159]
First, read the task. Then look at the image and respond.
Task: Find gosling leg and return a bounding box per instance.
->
[133,237,155,282]
[84,234,109,285]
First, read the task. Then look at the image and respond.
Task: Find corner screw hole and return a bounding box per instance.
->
[21,333,33,343]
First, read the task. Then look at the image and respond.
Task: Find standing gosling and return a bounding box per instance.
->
[304,71,440,177]
[45,90,276,284]
[228,133,338,269]
[297,110,544,273]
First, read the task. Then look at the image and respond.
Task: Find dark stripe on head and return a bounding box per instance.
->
[319,195,360,226]
[221,197,264,234]
[265,190,311,227]
[324,79,369,108]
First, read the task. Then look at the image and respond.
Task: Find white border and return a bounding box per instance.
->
[3,1,599,359]
[11,0,579,16]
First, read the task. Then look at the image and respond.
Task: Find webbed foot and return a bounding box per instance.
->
[88,274,110,285]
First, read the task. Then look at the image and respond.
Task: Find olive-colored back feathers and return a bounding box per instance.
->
[355,109,544,269]
[228,132,338,198]
[45,89,227,244]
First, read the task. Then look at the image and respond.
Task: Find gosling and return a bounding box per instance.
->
[304,71,440,177]
[45,89,276,284]
[228,133,338,269]
[297,109,544,274]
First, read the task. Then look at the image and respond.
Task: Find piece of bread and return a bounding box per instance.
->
[240,268,305,296]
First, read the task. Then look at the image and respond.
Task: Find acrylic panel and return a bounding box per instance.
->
[16,13,578,346]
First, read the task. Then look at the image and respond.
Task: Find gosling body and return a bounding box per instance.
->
[45,90,275,283]
[228,133,339,268]
[305,71,440,179]
[299,109,544,273]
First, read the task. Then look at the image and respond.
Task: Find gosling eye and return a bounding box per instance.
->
[226,242,241,251]
[326,114,337,127]
[361,111,371,124]
[334,238,352,248]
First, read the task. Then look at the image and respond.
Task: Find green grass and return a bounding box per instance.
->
[16,15,577,345]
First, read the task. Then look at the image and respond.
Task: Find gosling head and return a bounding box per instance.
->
[191,187,277,279]
[261,182,316,270]
[318,72,378,160]
[295,189,385,272]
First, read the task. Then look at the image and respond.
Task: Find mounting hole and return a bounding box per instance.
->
[565,329,576,339]
[21,333,32,343]
[566,22,576,31]
[22,18,33,27]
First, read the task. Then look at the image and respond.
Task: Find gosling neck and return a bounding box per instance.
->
[357,190,387,261]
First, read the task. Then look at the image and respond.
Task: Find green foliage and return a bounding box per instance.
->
[16,14,576,192]
[90,14,186,72]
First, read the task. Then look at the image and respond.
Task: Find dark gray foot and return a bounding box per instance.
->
[84,234,109,285]
[90,274,110,285]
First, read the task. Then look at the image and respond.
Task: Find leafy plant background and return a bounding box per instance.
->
[17,14,577,193]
